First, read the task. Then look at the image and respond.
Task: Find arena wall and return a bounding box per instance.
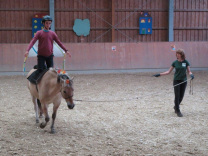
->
[1,0,208,43]
[0,42,208,72]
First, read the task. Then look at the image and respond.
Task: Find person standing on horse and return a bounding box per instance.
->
[24,15,71,73]
[153,45,194,117]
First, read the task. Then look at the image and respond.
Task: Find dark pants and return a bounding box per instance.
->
[173,80,187,110]
[37,54,54,72]
[28,55,53,84]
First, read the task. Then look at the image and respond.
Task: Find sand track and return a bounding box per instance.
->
[0,71,208,155]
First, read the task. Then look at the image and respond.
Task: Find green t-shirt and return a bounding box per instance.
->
[171,60,190,81]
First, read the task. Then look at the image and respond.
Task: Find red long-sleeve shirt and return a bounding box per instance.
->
[27,30,67,57]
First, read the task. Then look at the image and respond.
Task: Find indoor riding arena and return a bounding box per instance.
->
[1,0,208,155]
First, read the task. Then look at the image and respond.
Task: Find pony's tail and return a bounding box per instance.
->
[37,99,41,110]
[37,99,43,117]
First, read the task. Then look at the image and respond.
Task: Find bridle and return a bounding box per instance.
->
[63,94,73,100]
[60,80,74,100]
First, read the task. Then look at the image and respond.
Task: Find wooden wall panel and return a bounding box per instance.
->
[114,0,169,42]
[55,0,111,43]
[174,0,208,41]
[0,0,49,43]
[0,0,208,43]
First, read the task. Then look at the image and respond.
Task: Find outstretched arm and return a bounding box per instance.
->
[160,66,174,76]
[65,50,71,58]
[53,34,72,58]
[153,66,174,77]
[24,33,39,57]
[153,45,176,77]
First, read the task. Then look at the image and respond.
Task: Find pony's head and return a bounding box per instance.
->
[57,74,75,109]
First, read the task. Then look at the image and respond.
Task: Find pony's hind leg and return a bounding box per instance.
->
[40,103,50,129]
[32,97,39,123]
[37,99,43,118]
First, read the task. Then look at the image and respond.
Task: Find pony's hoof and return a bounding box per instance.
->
[36,119,39,123]
[40,123,46,129]
[51,129,56,134]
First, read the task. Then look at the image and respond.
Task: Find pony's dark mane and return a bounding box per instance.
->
[57,73,72,83]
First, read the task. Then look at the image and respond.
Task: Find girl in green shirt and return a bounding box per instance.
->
[153,46,194,117]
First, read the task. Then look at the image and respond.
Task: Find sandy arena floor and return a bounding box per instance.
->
[0,71,208,155]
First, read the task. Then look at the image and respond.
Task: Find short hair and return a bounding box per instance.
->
[176,49,186,60]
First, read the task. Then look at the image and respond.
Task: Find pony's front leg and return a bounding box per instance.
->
[50,102,61,134]
[40,103,50,129]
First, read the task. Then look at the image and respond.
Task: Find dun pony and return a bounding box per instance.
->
[27,68,74,133]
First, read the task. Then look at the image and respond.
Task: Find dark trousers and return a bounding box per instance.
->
[37,54,54,72]
[173,80,187,110]
[28,55,54,84]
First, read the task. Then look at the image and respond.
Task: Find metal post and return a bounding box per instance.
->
[168,0,174,41]
[112,0,115,42]
[49,0,55,31]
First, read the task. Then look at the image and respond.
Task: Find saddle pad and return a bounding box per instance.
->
[27,69,49,85]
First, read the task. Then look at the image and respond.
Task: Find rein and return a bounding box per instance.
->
[172,78,194,95]
[74,78,194,103]
[189,79,194,95]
